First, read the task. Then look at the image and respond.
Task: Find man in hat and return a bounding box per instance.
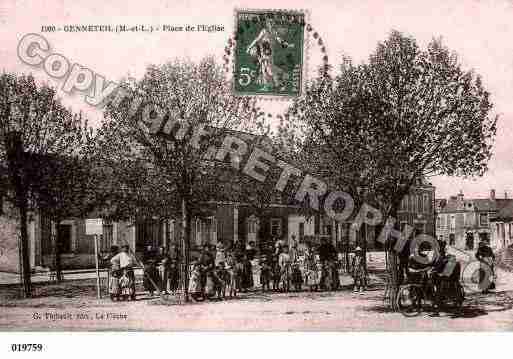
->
[351,247,367,293]
[476,238,495,293]
[318,237,338,290]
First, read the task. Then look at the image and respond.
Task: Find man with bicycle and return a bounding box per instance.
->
[406,240,451,315]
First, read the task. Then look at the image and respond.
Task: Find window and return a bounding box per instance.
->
[299,222,305,240]
[248,219,258,234]
[450,215,456,230]
[248,216,258,234]
[465,213,474,227]
[57,224,72,254]
[400,196,407,211]
[479,213,489,227]
[449,233,455,245]
[41,215,53,255]
[101,221,114,252]
[196,217,216,246]
[324,224,333,237]
[136,220,163,252]
[423,194,429,213]
[270,218,282,237]
[436,216,441,229]
[417,195,423,213]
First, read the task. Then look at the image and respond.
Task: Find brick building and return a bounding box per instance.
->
[435,189,513,251]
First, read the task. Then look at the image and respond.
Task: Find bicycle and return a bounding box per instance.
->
[396,266,465,317]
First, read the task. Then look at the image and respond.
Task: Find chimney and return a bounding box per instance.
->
[490,189,496,200]
[505,191,508,199]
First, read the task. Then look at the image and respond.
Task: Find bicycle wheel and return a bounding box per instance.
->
[397,285,423,317]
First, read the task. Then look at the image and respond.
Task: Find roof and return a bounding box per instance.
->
[438,196,513,214]
[492,201,513,221]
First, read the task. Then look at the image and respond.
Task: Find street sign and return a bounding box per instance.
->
[85,218,103,235]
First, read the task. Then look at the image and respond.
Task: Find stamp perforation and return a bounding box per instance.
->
[231,7,310,102]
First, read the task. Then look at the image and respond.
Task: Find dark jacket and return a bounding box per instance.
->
[318,243,336,262]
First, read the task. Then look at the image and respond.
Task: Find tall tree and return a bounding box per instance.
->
[285,31,497,309]
[102,57,261,300]
[0,73,89,293]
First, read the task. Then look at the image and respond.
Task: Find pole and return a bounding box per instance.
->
[181,197,189,302]
[94,234,101,299]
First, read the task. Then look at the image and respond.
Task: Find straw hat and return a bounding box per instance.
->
[355,246,362,252]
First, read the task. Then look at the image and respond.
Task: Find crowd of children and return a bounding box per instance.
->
[104,239,369,302]
[185,238,369,301]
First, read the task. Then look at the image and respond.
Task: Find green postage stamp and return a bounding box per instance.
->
[233,9,306,97]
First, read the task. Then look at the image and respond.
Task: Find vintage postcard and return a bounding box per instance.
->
[1,0,513,339]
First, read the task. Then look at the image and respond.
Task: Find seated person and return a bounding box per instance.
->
[406,242,434,284]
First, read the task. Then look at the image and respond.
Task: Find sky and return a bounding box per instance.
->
[1,0,513,199]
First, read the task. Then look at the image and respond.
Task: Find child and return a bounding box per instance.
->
[271,257,281,291]
[214,263,227,299]
[291,262,303,292]
[119,269,133,301]
[352,247,367,294]
[260,256,272,292]
[109,269,120,301]
[241,255,253,292]
[225,255,238,298]
[322,261,333,291]
[279,246,292,292]
[306,258,321,292]
[188,262,204,301]
[168,259,180,294]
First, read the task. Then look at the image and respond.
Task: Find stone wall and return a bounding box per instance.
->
[0,206,20,273]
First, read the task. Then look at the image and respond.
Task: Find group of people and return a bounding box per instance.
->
[188,241,255,300]
[102,245,137,301]
[102,244,182,301]
[187,236,369,301]
[102,238,370,302]
[401,237,496,316]
[258,237,343,293]
[141,245,181,297]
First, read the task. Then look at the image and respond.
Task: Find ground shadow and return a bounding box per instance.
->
[363,289,513,319]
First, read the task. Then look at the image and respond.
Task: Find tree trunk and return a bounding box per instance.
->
[181,198,190,302]
[345,223,350,273]
[386,203,401,311]
[362,223,368,268]
[388,249,399,311]
[17,189,31,296]
[54,218,63,282]
[5,131,32,298]
[165,218,170,249]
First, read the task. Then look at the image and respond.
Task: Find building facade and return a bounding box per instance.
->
[435,190,513,251]
[489,201,513,251]
[397,178,436,237]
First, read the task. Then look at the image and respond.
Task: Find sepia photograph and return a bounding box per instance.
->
[1,1,513,346]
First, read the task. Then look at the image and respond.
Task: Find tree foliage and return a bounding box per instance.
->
[285,31,497,217]
[0,73,92,282]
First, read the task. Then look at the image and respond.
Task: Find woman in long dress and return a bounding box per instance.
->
[189,263,204,301]
[351,247,367,294]
[246,19,294,91]
[476,240,496,293]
